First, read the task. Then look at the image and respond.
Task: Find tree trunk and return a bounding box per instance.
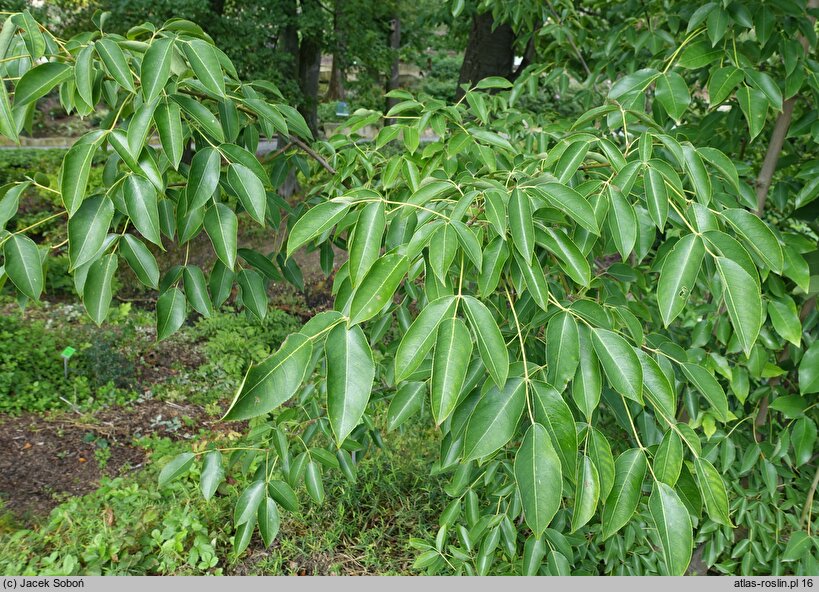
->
[326,8,346,100]
[276,0,301,199]
[297,0,322,139]
[455,11,515,100]
[385,17,401,125]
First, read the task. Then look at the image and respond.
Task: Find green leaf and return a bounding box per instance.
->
[171,94,225,142]
[607,187,637,259]
[601,449,647,539]
[227,163,266,225]
[286,201,349,258]
[158,452,194,487]
[431,317,472,425]
[682,144,711,204]
[509,189,534,260]
[523,535,547,576]
[237,268,268,320]
[515,251,549,312]
[479,236,509,296]
[3,234,43,300]
[268,480,299,512]
[234,481,265,526]
[791,418,817,467]
[140,36,174,102]
[0,80,18,143]
[463,378,525,461]
[645,167,668,229]
[782,531,814,562]
[746,69,782,111]
[408,180,451,208]
[571,456,600,532]
[608,68,660,99]
[258,497,280,548]
[452,221,482,269]
[127,97,158,157]
[327,324,374,446]
[589,427,615,501]
[305,461,325,504]
[650,482,693,575]
[483,189,507,237]
[224,333,313,421]
[655,72,690,121]
[708,66,743,105]
[716,256,762,357]
[721,208,783,273]
[799,340,819,395]
[83,253,117,325]
[59,141,97,217]
[13,62,72,106]
[120,234,159,289]
[535,183,599,235]
[200,450,224,501]
[591,328,642,403]
[209,259,234,308]
[183,265,213,317]
[637,350,676,420]
[572,326,601,422]
[475,76,512,90]
[532,381,578,481]
[698,147,740,192]
[768,297,802,347]
[348,253,407,325]
[387,382,425,431]
[536,226,591,288]
[124,174,161,246]
[96,38,135,92]
[546,312,579,391]
[514,423,562,537]
[555,140,590,183]
[395,296,457,381]
[654,430,683,486]
[68,196,114,270]
[155,100,184,170]
[658,234,705,326]
[73,43,95,110]
[681,363,729,422]
[736,86,768,140]
[462,296,509,388]
[428,224,457,284]
[187,148,221,210]
[349,201,385,286]
[693,457,732,526]
[204,203,238,269]
[183,39,225,97]
[156,287,186,341]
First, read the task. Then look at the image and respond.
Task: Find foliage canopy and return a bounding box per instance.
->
[0,0,818,576]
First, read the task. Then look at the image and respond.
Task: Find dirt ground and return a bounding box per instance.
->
[0,399,212,521]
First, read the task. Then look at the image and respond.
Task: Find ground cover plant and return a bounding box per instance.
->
[0,0,817,576]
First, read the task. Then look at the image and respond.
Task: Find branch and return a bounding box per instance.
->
[755,99,796,215]
[754,0,819,216]
[290,136,337,176]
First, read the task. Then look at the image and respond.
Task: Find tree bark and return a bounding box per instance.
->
[754,0,819,215]
[326,7,346,101]
[455,11,515,100]
[385,17,401,125]
[297,0,323,139]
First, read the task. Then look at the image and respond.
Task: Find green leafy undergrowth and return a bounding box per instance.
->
[0,304,140,414]
[0,424,442,576]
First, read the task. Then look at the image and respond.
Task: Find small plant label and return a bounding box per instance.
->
[61,346,76,378]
